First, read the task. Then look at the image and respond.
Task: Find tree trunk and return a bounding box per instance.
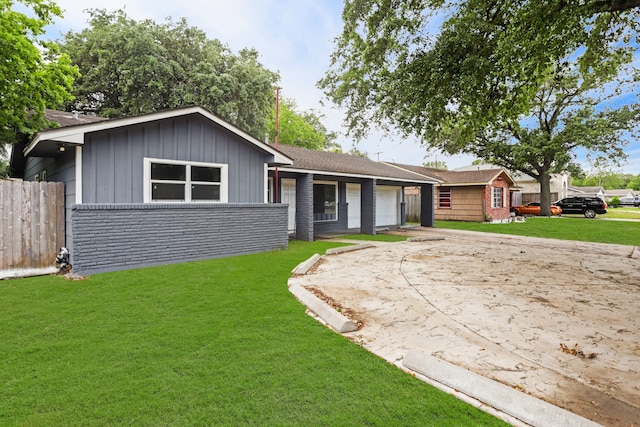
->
[538,172,552,216]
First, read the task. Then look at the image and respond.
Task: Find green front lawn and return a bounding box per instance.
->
[436,217,640,246]
[0,241,505,426]
[602,207,640,220]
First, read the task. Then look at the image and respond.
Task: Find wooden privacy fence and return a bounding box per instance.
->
[405,193,421,223]
[1,180,65,272]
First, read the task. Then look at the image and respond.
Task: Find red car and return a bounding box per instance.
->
[511,202,562,216]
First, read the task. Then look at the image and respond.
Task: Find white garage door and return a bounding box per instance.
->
[346,183,361,229]
[376,186,401,226]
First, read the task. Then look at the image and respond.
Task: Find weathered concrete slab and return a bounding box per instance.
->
[289,227,640,425]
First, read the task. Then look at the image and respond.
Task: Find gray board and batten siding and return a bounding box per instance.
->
[22,108,291,275]
[81,113,270,204]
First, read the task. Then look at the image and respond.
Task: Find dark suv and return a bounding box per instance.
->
[555,196,607,218]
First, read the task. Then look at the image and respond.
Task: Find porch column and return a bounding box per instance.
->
[420,184,434,227]
[361,178,376,235]
[295,173,314,241]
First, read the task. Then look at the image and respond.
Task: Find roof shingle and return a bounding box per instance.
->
[275,144,436,183]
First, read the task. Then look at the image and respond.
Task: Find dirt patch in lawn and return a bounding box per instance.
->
[290,227,640,426]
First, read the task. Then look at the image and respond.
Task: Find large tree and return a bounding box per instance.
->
[61,9,279,138]
[320,0,640,214]
[0,0,77,148]
[473,63,638,213]
[266,98,339,151]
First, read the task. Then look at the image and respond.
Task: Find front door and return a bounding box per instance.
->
[346,183,361,229]
[281,179,296,232]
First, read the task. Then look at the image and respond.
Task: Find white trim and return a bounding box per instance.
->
[143,157,228,203]
[491,186,504,208]
[75,146,83,204]
[264,163,268,203]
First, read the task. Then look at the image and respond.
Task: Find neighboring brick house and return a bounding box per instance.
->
[453,163,570,204]
[388,164,516,222]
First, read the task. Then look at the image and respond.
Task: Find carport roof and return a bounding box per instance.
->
[273,144,438,184]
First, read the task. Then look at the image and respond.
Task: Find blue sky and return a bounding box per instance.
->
[38,0,639,174]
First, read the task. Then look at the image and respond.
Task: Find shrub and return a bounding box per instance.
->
[610,195,621,208]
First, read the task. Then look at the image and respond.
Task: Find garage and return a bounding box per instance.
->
[375,186,401,226]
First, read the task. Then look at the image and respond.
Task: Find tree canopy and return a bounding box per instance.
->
[320,0,640,214]
[0,0,77,146]
[267,98,339,151]
[320,0,640,140]
[60,9,279,138]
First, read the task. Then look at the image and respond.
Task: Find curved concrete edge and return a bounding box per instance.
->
[325,243,375,255]
[288,283,358,333]
[403,350,602,427]
[291,253,321,275]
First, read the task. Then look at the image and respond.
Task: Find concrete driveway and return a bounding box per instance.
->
[288,228,640,426]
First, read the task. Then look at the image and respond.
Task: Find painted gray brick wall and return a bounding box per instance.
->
[71,203,288,275]
[361,179,376,234]
[420,184,435,227]
[295,174,314,242]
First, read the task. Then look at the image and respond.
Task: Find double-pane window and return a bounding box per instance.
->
[145,158,227,202]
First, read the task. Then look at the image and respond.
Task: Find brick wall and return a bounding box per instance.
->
[484,178,512,220]
[71,203,288,275]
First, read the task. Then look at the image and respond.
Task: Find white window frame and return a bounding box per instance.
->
[492,186,504,208]
[143,157,228,203]
[313,180,338,222]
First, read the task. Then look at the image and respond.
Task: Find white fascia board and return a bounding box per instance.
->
[24,130,85,155]
[271,166,438,185]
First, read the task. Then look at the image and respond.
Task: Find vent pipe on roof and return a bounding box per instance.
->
[72,111,78,119]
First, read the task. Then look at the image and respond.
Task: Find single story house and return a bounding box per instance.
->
[11,106,293,275]
[388,164,516,222]
[269,144,438,240]
[453,163,572,204]
[9,106,437,275]
[567,185,606,199]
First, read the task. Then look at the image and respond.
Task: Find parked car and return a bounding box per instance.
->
[555,196,607,218]
[511,202,562,216]
[619,196,640,207]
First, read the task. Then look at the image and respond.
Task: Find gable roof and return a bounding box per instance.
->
[385,162,515,186]
[24,106,292,165]
[274,144,437,184]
